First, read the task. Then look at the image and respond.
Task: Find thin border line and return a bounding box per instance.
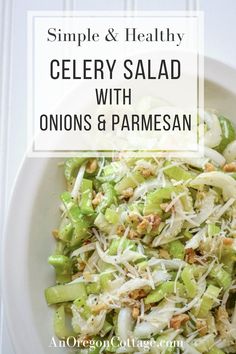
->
[0,0,14,352]
[28,11,203,157]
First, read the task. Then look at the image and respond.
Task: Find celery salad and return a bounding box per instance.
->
[45,112,236,354]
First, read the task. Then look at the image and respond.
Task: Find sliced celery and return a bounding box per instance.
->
[163,162,194,181]
[169,240,185,260]
[97,182,116,212]
[64,158,87,181]
[197,285,221,318]
[115,172,145,194]
[61,192,90,245]
[45,282,87,305]
[208,346,225,354]
[192,334,215,353]
[145,281,185,304]
[105,208,119,224]
[54,305,75,339]
[94,213,112,233]
[208,223,220,238]
[181,265,197,298]
[48,254,72,283]
[86,282,101,294]
[210,267,231,290]
[80,178,94,215]
[108,238,136,255]
[216,116,235,153]
[143,185,183,215]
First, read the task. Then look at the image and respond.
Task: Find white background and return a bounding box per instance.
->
[1,0,236,353]
[30,14,200,155]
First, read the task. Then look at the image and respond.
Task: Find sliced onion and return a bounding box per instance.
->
[190,171,236,200]
[223,140,236,162]
[185,228,206,250]
[129,179,164,202]
[190,192,215,226]
[134,302,175,338]
[84,250,100,273]
[180,157,209,169]
[71,243,96,258]
[133,321,158,339]
[152,200,184,247]
[117,308,133,341]
[117,278,151,295]
[204,111,222,148]
[214,198,235,220]
[71,163,86,199]
[96,243,144,265]
[148,258,186,269]
[174,281,206,315]
[204,147,226,166]
[71,306,106,335]
[181,340,202,354]
[152,270,171,284]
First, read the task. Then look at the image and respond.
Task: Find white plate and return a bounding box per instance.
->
[3,57,236,354]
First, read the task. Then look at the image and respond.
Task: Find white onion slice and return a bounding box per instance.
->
[190,171,236,200]
[204,147,226,166]
[148,258,186,269]
[185,228,205,250]
[204,111,222,148]
[71,163,86,199]
[190,192,215,226]
[71,243,96,258]
[117,278,151,295]
[96,243,144,265]
[223,140,236,162]
[117,308,133,341]
[129,179,164,202]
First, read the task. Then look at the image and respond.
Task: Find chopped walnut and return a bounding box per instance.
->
[185,248,196,264]
[132,307,140,319]
[127,213,141,225]
[196,319,208,336]
[86,159,98,173]
[77,261,86,272]
[145,214,161,231]
[128,229,138,239]
[92,192,103,207]
[216,306,229,322]
[117,225,125,235]
[204,163,215,172]
[223,237,233,246]
[91,303,107,313]
[170,314,189,329]
[223,162,236,172]
[121,187,134,200]
[159,248,170,259]
[216,306,231,339]
[129,289,147,300]
[138,167,154,178]
[52,229,59,239]
[137,214,161,235]
[83,239,92,245]
[137,218,150,235]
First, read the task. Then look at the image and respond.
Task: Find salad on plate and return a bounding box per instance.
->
[45,111,236,354]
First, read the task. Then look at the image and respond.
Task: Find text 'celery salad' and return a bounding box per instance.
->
[45,112,236,354]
